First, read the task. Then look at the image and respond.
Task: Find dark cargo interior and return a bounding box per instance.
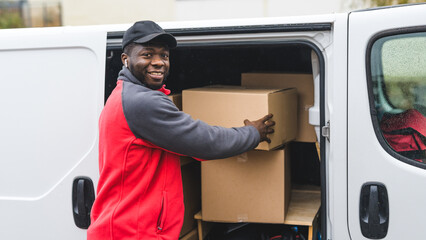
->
[105,42,321,240]
[105,43,313,100]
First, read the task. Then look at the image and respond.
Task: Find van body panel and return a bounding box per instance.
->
[0,29,106,239]
[348,4,426,239]
[323,12,352,240]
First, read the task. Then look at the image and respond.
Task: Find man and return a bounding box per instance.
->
[87,20,274,240]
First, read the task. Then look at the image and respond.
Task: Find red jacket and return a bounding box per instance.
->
[88,67,259,239]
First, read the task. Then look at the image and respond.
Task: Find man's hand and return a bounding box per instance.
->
[244,114,275,143]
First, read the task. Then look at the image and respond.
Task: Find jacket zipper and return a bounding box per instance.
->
[156,191,168,233]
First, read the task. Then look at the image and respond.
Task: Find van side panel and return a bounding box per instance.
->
[0,29,106,239]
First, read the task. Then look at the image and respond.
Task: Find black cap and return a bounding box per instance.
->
[122,20,177,50]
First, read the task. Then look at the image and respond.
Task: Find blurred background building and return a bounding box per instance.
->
[0,0,424,29]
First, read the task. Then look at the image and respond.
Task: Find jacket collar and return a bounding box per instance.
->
[118,66,143,86]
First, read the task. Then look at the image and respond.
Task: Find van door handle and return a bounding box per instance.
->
[360,182,389,239]
[72,176,95,229]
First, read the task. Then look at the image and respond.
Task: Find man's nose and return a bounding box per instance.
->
[151,55,165,66]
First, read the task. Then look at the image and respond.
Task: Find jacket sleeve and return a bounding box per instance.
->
[122,87,260,160]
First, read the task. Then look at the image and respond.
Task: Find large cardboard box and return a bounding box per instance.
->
[182,86,297,150]
[180,157,201,237]
[241,73,316,142]
[201,148,291,223]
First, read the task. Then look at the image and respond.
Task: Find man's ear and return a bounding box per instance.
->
[121,53,128,68]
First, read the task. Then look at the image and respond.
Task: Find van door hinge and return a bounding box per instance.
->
[322,121,330,141]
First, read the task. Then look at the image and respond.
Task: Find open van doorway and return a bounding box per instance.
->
[104,26,327,239]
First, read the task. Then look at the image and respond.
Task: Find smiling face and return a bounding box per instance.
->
[122,42,170,90]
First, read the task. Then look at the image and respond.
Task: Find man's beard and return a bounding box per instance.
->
[144,74,168,90]
[129,67,169,90]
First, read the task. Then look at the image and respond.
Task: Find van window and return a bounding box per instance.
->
[370,31,426,163]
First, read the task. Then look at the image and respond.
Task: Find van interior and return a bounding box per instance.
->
[105,41,322,239]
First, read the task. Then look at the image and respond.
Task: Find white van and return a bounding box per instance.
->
[0,3,425,239]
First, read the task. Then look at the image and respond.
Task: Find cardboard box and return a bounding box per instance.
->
[180,157,201,237]
[182,86,297,150]
[168,93,182,111]
[201,148,291,223]
[241,73,317,142]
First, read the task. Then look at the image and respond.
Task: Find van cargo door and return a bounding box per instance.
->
[0,27,106,239]
[348,4,426,239]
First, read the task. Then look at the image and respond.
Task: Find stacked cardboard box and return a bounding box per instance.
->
[241,73,316,143]
[200,148,291,223]
[183,86,297,150]
[182,85,298,223]
[168,93,182,111]
[180,157,201,237]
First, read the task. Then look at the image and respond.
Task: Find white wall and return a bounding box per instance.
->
[27,0,368,26]
[27,0,176,26]
[176,0,265,21]
[61,0,176,26]
[175,0,365,21]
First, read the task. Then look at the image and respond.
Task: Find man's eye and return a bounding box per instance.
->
[162,54,169,59]
[142,53,152,57]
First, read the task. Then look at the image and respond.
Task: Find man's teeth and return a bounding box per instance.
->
[150,72,163,75]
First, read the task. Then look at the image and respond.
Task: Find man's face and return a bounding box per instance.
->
[125,43,170,90]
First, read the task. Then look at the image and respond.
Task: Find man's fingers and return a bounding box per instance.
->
[247,114,275,144]
[265,120,275,127]
[260,113,273,122]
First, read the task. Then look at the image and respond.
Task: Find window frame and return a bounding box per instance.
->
[366,25,426,169]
